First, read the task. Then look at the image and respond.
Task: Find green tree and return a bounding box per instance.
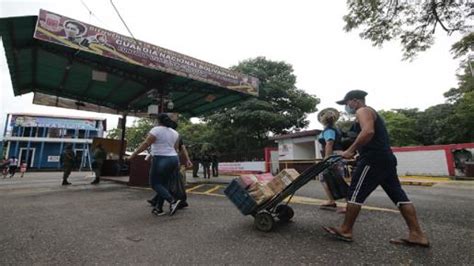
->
[416,103,458,145]
[379,110,419,146]
[455,91,474,141]
[106,117,217,153]
[336,112,356,133]
[444,63,474,102]
[443,63,474,142]
[205,57,320,157]
[175,119,216,151]
[107,118,154,152]
[343,0,473,60]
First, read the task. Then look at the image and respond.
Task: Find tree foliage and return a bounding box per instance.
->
[204,57,320,156]
[378,110,418,146]
[444,63,474,102]
[107,118,154,152]
[343,1,473,145]
[444,63,474,142]
[417,103,460,144]
[343,0,473,60]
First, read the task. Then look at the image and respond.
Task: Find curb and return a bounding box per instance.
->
[187,180,233,185]
[101,177,234,187]
[101,177,129,185]
[400,181,436,187]
[103,176,440,187]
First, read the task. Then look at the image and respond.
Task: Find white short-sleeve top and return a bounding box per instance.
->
[148,126,179,156]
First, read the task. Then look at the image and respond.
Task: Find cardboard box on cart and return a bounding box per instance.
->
[248,182,275,205]
[266,168,299,194]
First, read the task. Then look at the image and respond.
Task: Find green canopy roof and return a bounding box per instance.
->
[0,11,259,117]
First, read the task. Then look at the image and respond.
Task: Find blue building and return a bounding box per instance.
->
[2,113,106,170]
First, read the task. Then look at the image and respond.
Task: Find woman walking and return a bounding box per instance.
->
[317,108,347,213]
[129,113,181,216]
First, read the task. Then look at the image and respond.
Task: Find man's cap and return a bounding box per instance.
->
[317,107,340,125]
[336,90,368,105]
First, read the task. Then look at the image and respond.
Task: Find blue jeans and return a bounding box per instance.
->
[149,155,179,210]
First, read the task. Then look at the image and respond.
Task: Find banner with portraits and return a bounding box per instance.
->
[33,9,259,96]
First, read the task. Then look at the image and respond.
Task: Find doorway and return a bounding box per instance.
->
[74,148,90,170]
[19,148,36,167]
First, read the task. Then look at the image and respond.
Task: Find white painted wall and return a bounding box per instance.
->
[276,137,317,161]
[218,161,266,173]
[293,142,315,160]
[278,139,294,160]
[315,140,323,160]
[270,150,279,174]
[216,151,453,175]
[394,150,448,176]
[275,137,473,176]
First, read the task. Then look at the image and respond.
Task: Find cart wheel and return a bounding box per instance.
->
[276,205,294,222]
[254,212,274,232]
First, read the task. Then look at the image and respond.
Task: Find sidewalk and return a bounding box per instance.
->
[398,176,450,186]
[102,171,473,187]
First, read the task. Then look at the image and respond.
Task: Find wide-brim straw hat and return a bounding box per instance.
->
[317,107,340,125]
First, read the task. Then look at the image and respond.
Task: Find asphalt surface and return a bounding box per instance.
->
[0,172,473,265]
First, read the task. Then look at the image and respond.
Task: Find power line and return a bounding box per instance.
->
[110,0,137,41]
[80,0,93,16]
[79,0,110,29]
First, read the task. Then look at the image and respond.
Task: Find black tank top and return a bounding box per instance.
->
[354,108,391,158]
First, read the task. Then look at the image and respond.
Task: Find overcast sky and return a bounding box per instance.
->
[0,0,464,138]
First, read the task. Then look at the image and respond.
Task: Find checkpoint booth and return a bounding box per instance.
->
[0,9,259,185]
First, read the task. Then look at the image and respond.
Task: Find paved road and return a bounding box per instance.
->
[0,172,473,264]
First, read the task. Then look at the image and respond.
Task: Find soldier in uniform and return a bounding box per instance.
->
[201,145,212,179]
[60,144,75,185]
[190,144,201,178]
[211,151,219,177]
[91,144,107,185]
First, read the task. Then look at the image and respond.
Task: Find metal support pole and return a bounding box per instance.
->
[119,114,127,175]
[159,92,165,113]
[5,141,11,160]
[3,114,10,137]
[38,127,46,169]
[0,114,6,158]
[26,126,33,167]
[58,142,64,169]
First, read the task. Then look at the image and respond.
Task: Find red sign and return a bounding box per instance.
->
[33,9,259,96]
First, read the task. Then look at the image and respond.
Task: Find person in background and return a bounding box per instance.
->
[211,150,219,177]
[91,144,107,185]
[200,145,212,179]
[20,161,27,178]
[8,156,19,178]
[190,145,201,178]
[317,108,347,213]
[151,114,192,209]
[60,145,75,185]
[322,90,429,247]
[177,137,192,185]
[2,157,10,178]
[129,113,181,216]
[173,118,192,208]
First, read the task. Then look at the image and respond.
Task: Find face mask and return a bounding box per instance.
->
[345,104,356,114]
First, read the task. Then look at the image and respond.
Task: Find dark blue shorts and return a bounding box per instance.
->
[347,153,411,207]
